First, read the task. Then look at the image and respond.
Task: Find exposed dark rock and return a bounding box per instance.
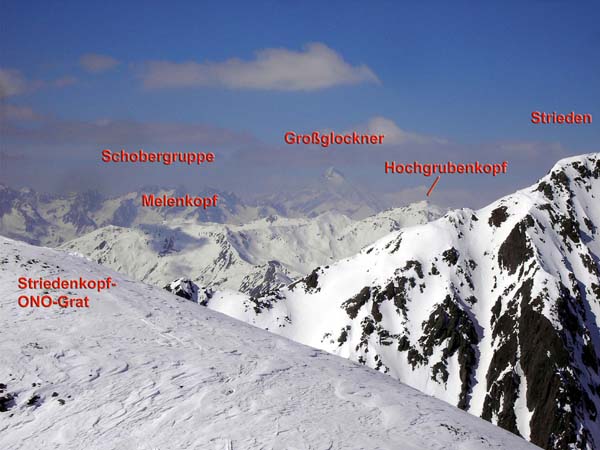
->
[537,181,554,200]
[572,161,592,180]
[164,278,199,302]
[26,395,41,407]
[518,282,584,449]
[304,268,320,290]
[488,206,509,227]
[381,277,414,318]
[342,287,371,319]
[404,260,424,279]
[584,217,596,234]
[289,267,322,293]
[371,297,383,323]
[419,295,479,410]
[580,253,599,276]
[551,170,572,194]
[482,276,600,449]
[498,217,534,275]
[337,327,349,346]
[432,361,449,383]
[0,383,15,413]
[385,234,403,253]
[482,371,521,436]
[442,248,460,266]
[362,318,375,336]
[559,216,581,244]
[397,335,410,352]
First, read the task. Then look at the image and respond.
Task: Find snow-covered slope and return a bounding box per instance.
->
[0,237,538,450]
[203,153,600,449]
[59,202,444,293]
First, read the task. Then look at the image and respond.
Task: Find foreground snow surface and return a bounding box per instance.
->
[0,237,538,450]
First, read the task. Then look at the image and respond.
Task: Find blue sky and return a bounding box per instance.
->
[1,0,599,206]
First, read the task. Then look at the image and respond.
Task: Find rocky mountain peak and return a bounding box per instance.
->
[204,152,600,450]
[322,167,347,184]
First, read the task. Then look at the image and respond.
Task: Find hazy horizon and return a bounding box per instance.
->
[1,1,598,210]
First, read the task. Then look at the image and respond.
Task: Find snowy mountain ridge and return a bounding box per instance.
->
[59,202,444,293]
[201,153,600,449]
[0,236,538,450]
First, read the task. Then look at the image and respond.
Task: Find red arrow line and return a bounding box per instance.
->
[426,176,441,197]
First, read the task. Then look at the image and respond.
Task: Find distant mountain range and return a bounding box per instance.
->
[60,202,444,294]
[2,167,444,295]
[0,184,268,246]
[0,167,397,246]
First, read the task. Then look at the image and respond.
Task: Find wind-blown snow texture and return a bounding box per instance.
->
[204,153,600,450]
[0,238,538,449]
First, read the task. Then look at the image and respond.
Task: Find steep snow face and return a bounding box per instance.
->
[60,203,444,293]
[204,153,600,450]
[0,237,538,450]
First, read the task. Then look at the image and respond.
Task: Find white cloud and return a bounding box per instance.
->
[353,116,448,145]
[140,43,379,91]
[3,116,257,148]
[80,54,119,73]
[0,68,28,98]
[0,68,78,98]
[0,104,39,121]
